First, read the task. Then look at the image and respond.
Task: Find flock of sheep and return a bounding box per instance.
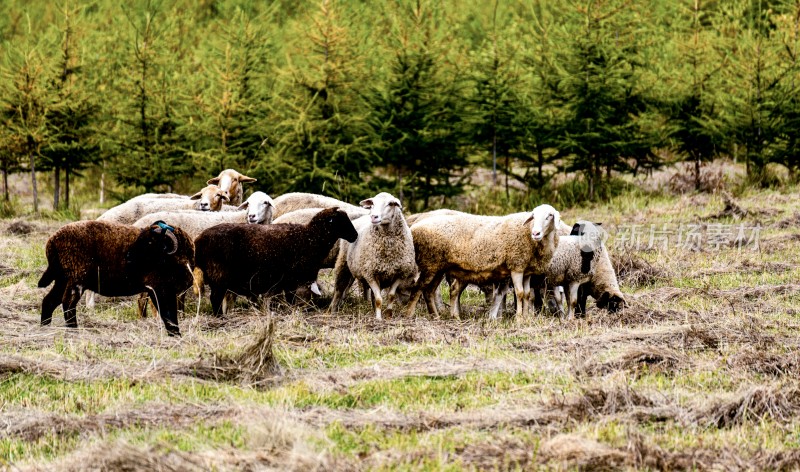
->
[37,169,626,336]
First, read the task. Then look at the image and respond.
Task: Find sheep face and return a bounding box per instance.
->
[190,185,229,211]
[360,192,402,226]
[207,169,257,205]
[596,291,625,312]
[237,191,275,224]
[524,204,561,241]
[314,207,358,242]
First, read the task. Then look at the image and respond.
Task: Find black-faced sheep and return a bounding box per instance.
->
[38,220,195,336]
[206,169,257,206]
[568,221,625,315]
[406,204,561,319]
[271,192,367,220]
[194,207,358,316]
[329,193,417,320]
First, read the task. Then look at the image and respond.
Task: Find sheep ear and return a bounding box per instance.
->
[236,202,249,210]
[389,200,402,209]
[570,223,582,236]
[190,191,203,200]
[219,194,230,202]
[523,214,534,226]
[238,175,257,183]
[552,210,561,229]
[360,199,373,209]
[207,177,220,185]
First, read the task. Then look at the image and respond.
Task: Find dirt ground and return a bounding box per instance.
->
[2,186,800,471]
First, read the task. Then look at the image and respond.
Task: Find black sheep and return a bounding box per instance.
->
[38,220,195,336]
[195,207,358,315]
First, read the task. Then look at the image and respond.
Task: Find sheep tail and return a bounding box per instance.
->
[37,247,59,288]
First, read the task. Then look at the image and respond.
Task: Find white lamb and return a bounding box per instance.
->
[329,193,417,320]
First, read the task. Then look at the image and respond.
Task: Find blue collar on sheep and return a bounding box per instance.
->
[151,221,175,233]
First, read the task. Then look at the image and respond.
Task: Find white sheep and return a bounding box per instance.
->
[329,193,417,320]
[406,204,561,320]
[271,192,367,219]
[206,169,257,206]
[97,185,230,225]
[537,229,606,318]
[131,192,275,237]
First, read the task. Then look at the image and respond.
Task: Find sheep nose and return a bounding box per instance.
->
[532,230,543,240]
[371,215,381,224]
[199,203,209,210]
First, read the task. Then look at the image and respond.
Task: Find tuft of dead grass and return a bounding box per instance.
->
[694,383,800,428]
[577,347,685,378]
[178,319,281,387]
[611,250,668,288]
[726,347,800,377]
[539,434,629,471]
[6,220,35,235]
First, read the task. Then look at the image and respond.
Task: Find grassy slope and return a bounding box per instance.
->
[1,186,800,471]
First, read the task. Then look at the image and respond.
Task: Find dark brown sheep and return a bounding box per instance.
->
[38,220,195,336]
[195,207,358,316]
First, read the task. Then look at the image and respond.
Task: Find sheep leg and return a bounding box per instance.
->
[85,290,96,310]
[149,288,180,336]
[41,278,67,326]
[565,282,580,319]
[511,271,526,319]
[576,284,589,317]
[61,286,82,328]
[367,279,384,320]
[330,264,355,314]
[177,291,186,314]
[209,287,225,317]
[136,293,150,318]
[449,278,466,320]
[487,282,507,319]
[384,279,402,316]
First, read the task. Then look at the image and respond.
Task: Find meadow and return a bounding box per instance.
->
[2,178,800,470]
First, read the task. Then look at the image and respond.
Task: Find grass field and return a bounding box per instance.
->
[2,185,800,471]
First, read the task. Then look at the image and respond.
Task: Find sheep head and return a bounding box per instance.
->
[126,221,181,268]
[207,169,257,204]
[313,207,358,242]
[190,184,229,211]
[237,191,275,224]
[523,204,561,241]
[360,192,402,226]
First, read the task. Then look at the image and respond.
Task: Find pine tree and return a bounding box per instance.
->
[258,0,373,201]
[0,46,52,213]
[41,3,99,210]
[182,7,275,181]
[111,0,191,192]
[369,0,469,210]
[548,0,654,199]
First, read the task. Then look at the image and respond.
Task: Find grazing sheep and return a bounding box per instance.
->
[206,169,257,206]
[38,220,194,336]
[535,228,606,319]
[271,192,366,219]
[568,221,625,315]
[97,185,230,225]
[406,204,561,319]
[195,207,358,316]
[329,193,417,320]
